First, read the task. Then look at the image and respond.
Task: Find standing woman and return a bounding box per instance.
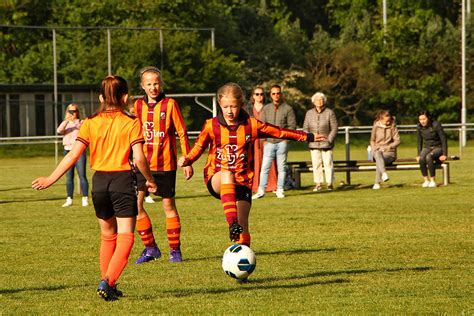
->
[244,87,277,193]
[370,110,400,190]
[302,92,338,191]
[416,110,447,187]
[33,75,157,301]
[56,103,89,207]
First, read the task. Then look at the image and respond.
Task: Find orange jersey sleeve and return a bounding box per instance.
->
[186,119,212,164]
[255,119,308,141]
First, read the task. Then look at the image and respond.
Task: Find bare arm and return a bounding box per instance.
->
[132,143,157,193]
[32,141,86,190]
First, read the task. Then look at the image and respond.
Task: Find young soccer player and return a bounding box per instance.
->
[32,75,157,301]
[178,83,321,246]
[133,66,193,263]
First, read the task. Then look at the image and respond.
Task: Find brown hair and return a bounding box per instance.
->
[375,110,394,124]
[95,75,128,115]
[217,82,245,105]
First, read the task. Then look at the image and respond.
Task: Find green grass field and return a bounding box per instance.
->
[0,143,473,314]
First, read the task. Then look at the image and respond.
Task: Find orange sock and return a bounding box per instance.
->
[237,233,251,247]
[104,232,134,286]
[166,216,181,250]
[220,183,238,225]
[136,214,157,248]
[100,233,117,279]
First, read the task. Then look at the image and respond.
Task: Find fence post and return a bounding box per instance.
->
[107,28,112,75]
[459,128,463,156]
[345,126,351,184]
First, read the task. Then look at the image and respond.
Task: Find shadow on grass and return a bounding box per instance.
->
[158,278,349,298]
[0,186,32,192]
[185,247,337,262]
[0,196,64,204]
[158,266,431,298]
[0,283,89,295]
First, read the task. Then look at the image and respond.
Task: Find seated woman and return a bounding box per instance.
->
[369,110,400,190]
[416,110,447,188]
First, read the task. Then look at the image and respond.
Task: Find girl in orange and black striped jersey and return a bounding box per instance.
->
[178,83,323,246]
[132,66,193,264]
[32,75,157,302]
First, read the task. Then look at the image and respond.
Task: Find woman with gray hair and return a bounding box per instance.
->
[303,92,338,191]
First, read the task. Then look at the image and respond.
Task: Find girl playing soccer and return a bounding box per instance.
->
[132,66,193,264]
[32,75,157,301]
[178,83,321,246]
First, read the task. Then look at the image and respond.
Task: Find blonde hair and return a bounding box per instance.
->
[311,92,327,104]
[217,82,245,105]
[139,66,164,92]
[65,103,80,119]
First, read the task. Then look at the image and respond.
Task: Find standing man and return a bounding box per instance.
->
[252,85,296,199]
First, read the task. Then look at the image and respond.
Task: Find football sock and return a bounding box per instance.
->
[99,233,117,279]
[166,216,181,250]
[136,214,157,248]
[105,232,134,286]
[220,183,238,225]
[238,233,251,247]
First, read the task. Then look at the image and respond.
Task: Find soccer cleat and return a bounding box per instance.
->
[229,220,243,242]
[82,196,89,207]
[97,280,118,301]
[62,197,73,207]
[422,180,430,188]
[251,189,265,200]
[382,172,390,182]
[111,284,123,297]
[372,183,381,190]
[135,246,161,264]
[144,196,155,203]
[275,189,285,198]
[169,249,183,263]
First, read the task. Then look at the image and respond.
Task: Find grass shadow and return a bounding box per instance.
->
[0,186,32,192]
[0,283,90,295]
[0,197,64,204]
[184,247,338,262]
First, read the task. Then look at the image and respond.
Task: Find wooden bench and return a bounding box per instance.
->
[288,156,460,189]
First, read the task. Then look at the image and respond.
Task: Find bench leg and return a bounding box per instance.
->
[442,163,449,186]
[294,170,301,189]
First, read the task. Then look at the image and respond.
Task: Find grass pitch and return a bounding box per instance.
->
[0,143,472,314]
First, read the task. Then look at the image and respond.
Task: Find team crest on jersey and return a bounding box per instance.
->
[160,111,166,120]
[245,134,251,142]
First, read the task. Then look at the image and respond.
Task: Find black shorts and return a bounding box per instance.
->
[206,177,252,204]
[92,171,138,219]
[136,170,176,198]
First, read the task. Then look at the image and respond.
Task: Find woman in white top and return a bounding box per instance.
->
[56,103,89,206]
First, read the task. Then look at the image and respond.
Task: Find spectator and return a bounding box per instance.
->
[416,110,447,188]
[252,85,296,199]
[370,110,400,190]
[56,103,89,207]
[244,86,277,193]
[303,92,338,192]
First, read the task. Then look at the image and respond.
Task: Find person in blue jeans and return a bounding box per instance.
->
[252,85,297,199]
[57,103,89,207]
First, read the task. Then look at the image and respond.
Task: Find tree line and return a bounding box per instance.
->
[1,0,472,128]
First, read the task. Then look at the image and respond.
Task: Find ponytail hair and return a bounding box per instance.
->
[217,82,245,106]
[95,75,128,115]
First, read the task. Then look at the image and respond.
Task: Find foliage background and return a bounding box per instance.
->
[1,0,473,126]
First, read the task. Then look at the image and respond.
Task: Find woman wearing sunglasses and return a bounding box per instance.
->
[57,103,89,207]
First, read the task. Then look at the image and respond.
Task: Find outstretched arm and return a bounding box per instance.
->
[32,141,86,190]
[178,120,211,167]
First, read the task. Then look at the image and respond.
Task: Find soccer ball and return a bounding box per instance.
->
[222,244,256,279]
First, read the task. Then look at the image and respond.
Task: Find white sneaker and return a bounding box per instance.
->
[144,196,155,203]
[372,183,380,190]
[275,189,285,198]
[82,196,89,207]
[422,180,430,188]
[252,189,265,200]
[62,197,73,207]
[428,181,437,188]
[382,172,390,182]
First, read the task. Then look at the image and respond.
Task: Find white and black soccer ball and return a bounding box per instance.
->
[222,244,256,279]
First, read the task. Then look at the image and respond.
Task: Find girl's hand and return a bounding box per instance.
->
[183,166,194,180]
[416,156,420,162]
[32,177,53,190]
[178,156,189,167]
[146,180,158,193]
